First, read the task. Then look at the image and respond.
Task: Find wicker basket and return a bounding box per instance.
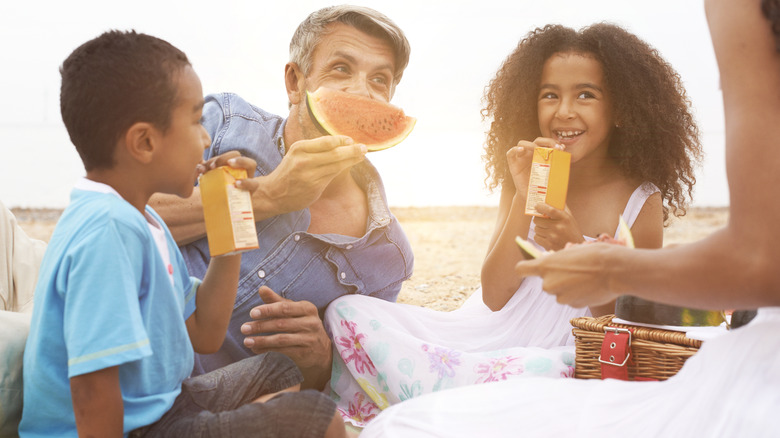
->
[571,314,702,381]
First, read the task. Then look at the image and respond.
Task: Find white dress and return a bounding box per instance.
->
[359,306,780,437]
[324,184,660,428]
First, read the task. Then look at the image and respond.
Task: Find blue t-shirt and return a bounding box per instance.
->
[182,93,414,375]
[19,182,199,437]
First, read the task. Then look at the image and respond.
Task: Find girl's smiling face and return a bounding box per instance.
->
[537,51,615,164]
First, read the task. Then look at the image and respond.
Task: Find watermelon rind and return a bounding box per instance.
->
[306,88,416,152]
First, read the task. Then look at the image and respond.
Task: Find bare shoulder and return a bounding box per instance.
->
[608,175,664,250]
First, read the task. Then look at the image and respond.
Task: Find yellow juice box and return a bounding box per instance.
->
[525,147,571,217]
[199,166,259,257]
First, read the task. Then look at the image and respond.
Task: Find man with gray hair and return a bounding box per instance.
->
[151,5,414,393]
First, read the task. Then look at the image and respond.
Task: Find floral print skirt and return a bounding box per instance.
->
[324,279,586,428]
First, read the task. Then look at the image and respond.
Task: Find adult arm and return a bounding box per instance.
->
[71,366,123,438]
[516,0,780,310]
[150,136,367,245]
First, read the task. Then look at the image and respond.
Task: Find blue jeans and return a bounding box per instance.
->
[130,353,336,437]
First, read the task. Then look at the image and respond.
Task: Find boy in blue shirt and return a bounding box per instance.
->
[19,30,347,438]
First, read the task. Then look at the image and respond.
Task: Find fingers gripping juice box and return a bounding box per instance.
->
[199,166,259,256]
[525,147,571,217]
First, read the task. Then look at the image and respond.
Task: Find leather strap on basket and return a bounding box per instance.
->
[598,326,632,380]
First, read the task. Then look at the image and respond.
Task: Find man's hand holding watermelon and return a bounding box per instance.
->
[252,134,368,220]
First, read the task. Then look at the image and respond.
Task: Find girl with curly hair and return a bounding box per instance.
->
[480,22,702,314]
[323,22,703,431]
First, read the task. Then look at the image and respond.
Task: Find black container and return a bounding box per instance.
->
[615,295,725,327]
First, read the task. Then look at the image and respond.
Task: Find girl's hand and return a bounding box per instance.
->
[532,203,585,251]
[507,138,564,192]
[197,151,260,193]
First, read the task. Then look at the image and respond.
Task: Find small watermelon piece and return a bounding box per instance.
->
[306,87,416,151]
[515,236,542,259]
[617,215,635,248]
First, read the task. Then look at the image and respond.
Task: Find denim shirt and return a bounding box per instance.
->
[183,93,414,374]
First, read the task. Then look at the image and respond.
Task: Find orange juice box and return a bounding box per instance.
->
[199,166,259,257]
[525,147,571,217]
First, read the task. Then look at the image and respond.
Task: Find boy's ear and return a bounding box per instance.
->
[123,122,157,164]
[284,62,306,106]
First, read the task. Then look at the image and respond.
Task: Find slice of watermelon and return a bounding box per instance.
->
[306,87,416,151]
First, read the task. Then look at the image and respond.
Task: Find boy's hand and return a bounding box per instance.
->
[532,203,585,251]
[198,151,260,193]
[240,286,333,390]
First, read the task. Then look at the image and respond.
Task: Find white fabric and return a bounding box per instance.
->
[0,201,45,436]
[620,182,658,227]
[0,200,46,313]
[360,307,780,437]
[326,184,660,427]
[146,213,175,287]
[0,311,30,437]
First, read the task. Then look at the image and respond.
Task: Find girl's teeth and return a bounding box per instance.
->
[558,130,581,139]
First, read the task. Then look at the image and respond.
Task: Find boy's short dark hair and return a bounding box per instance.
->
[60,30,191,171]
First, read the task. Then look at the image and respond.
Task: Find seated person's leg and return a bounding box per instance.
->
[137,352,343,437]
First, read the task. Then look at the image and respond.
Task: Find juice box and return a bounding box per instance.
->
[525,147,571,217]
[199,166,259,257]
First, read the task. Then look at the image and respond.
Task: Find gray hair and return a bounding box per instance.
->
[289,5,411,86]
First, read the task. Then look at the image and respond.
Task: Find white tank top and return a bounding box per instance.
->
[528,182,660,246]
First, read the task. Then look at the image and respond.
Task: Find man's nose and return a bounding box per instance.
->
[342,75,372,98]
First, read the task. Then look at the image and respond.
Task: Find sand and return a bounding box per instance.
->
[13,205,729,311]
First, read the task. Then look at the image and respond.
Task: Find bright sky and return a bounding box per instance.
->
[0,0,726,208]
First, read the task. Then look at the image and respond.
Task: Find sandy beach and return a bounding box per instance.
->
[13,205,728,311]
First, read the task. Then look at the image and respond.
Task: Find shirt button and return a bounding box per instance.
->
[340,272,346,279]
[346,244,353,250]
[258,270,266,279]
[294,234,301,242]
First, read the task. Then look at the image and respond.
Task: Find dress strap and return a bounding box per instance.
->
[614,182,660,238]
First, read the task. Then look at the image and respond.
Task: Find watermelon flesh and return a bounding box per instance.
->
[306,87,416,151]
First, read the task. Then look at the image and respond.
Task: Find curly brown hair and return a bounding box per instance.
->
[482,23,702,222]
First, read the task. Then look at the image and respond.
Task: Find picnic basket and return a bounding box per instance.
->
[570,314,702,381]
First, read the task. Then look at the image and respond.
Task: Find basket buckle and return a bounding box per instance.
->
[598,326,632,380]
